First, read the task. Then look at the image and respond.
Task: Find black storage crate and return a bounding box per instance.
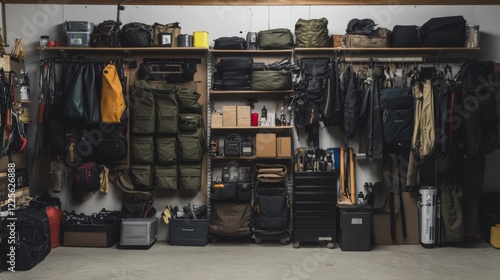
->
[169,219,209,246]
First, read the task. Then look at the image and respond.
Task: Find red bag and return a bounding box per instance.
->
[46,206,64,248]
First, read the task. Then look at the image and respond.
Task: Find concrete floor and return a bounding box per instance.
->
[2,241,499,280]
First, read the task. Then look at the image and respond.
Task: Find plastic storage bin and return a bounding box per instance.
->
[65,21,94,47]
[169,219,209,246]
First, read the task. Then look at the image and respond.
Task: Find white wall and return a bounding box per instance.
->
[3,4,500,240]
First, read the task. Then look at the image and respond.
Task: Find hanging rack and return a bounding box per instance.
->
[40,57,137,68]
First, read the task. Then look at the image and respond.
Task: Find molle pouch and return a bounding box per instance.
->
[179,113,202,132]
[130,164,153,191]
[155,165,178,191]
[177,127,205,163]
[155,92,178,134]
[178,163,202,191]
[131,88,155,134]
[176,87,202,113]
[131,136,154,164]
[155,137,177,164]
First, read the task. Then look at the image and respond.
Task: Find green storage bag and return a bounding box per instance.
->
[177,127,205,163]
[131,136,154,164]
[130,164,153,191]
[155,93,178,134]
[295,18,330,48]
[179,113,202,132]
[155,165,178,191]
[178,163,202,191]
[131,87,155,134]
[251,71,292,90]
[176,87,202,113]
[257,28,294,49]
[155,137,177,164]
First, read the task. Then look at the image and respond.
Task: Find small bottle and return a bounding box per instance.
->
[222,167,230,183]
[20,69,30,101]
[40,35,49,47]
[357,192,365,206]
[261,106,267,119]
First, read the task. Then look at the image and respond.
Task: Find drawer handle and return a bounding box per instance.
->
[182,228,194,232]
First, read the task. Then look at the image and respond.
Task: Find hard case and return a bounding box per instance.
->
[118,217,158,249]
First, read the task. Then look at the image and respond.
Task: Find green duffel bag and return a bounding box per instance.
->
[178,163,202,191]
[155,165,178,191]
[251,71,292,90]
[258,28,294,49]
[130,164,153,191]
[295,18,330,48]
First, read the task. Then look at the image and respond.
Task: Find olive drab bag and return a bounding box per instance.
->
[294,18,330,48]
[257,28,294,49]
[101,63,126,124]
[152,22,181,47]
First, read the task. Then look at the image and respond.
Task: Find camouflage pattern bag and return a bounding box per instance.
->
[345,28,391,48]
[295,18,330,48]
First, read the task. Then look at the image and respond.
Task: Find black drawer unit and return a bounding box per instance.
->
[293,171,337,249]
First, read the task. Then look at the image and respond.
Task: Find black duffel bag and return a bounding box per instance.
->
[121,22,152,47]
[421,16,466,47]
[1,208,51,271]
[214,36,246,50]
[390,25,421,47]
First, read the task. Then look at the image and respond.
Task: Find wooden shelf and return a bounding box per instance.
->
[294,47,481,52]
[210,49,293,54]
[210,90,293,95]
[211,156,292,160]
[211,126,293,130]
[37,47,209,53]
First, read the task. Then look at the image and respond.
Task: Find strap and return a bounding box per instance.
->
[388,153,397,242]
[349,147,356,205]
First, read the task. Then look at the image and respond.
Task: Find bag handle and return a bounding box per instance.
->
[10,38,25,61]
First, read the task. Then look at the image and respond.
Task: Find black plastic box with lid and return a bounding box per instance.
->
[338,206,372,251]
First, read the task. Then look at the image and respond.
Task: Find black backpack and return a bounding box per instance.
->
[1,208,51,271]
[91,20,121,47]
[379,87,415,151]
[120,22,152,47]
[456,60,499,157]
[421,16,466,47]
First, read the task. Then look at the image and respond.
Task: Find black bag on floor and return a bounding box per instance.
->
[421,16,466,47]
[120,22,152,47]
[209,201,252,237]
[253,186,289,231]
[214,36,246,50]
[390,25,421,47]
[1,208,51,271]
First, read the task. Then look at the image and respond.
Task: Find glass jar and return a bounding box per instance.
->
[465,24,480,48]
[40,36,49,47]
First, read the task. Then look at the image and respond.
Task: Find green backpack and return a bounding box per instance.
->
[295,18,330,48]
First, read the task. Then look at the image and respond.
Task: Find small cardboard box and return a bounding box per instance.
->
[373,192,419,245]
[222,106,237,127]
[237,106,251,127]
[332,34,344,47]
[212,113,223,127]
[256,133,276,158]
[277,137,291,157]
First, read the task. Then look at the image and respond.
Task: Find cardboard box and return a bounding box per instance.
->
[373,192,419,245]
[211,113,223,127]
[222,106,237,127]
[332,34,343,47]
[256,133,276,158]
[277,137,291,157]
[237,106,251,127]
